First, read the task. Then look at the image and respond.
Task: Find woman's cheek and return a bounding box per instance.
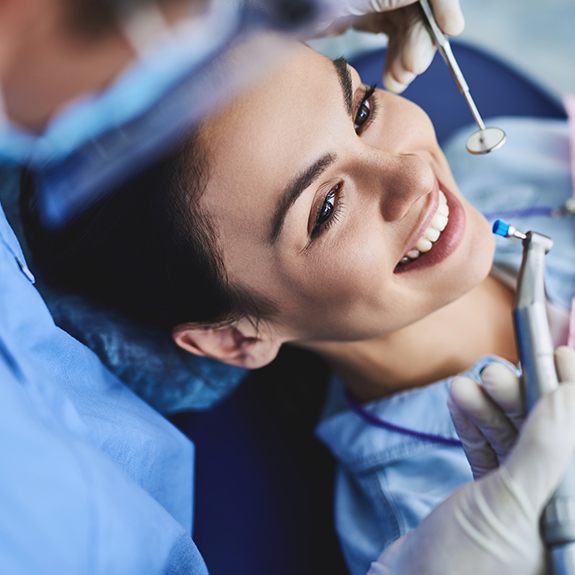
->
[325,233,392,307]
[288,230,386,309]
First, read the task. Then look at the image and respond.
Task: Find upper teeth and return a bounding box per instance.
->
[400,191,449,264]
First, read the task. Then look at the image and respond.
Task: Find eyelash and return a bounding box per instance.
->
[310,84,377,240]
[354,84,377,134]
[311,182,345,240]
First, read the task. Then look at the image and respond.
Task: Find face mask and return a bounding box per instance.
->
[2,0,331,228]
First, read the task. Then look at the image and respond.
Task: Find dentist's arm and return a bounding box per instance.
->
[368,347,575,575]
[335,0,465,93]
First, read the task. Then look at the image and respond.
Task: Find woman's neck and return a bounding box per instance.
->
[305,274,518,402]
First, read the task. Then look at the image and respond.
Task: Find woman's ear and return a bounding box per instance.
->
[172,317,283,369]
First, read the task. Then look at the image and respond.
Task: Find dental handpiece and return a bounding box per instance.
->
[418,0,506,155]
[493,220,575,574]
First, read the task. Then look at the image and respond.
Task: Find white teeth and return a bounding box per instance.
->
[437,203,449,217]
[424,227,440,242]
[415,237,433,253]
[431,213,448,231]
[399,190,450,265]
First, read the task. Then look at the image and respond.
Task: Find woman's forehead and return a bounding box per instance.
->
[205,44,333,147]
[201,46,341,221]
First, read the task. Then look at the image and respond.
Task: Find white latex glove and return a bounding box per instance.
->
[448,347,575,479]
[448,361,524,479]
[338,0,465,93]
[367,347,575,575]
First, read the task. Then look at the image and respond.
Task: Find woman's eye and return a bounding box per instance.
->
[318,190,336,225]
[354,99,371,131]
[311,183,343,239]
[354,84,376,134]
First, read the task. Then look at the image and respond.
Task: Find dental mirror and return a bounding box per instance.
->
[466,127,507,155]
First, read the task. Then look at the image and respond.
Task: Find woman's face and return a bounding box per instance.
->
[200,44,495,343]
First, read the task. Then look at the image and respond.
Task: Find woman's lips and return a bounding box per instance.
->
[394,180,466,274]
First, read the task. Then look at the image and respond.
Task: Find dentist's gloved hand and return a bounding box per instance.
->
[448,346,575,479]
[367,348,575,575]
[338,0,465,93]
[448,361,524,479]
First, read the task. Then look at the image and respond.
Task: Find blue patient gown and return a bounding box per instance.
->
[0,169,207,573]
[317,117,575,575]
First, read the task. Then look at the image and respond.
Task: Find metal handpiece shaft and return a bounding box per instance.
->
[514,234,557,406]
[514,232,575,574]
[418,0,486,131]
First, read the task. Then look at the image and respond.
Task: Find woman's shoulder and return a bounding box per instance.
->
[316,355,516,468]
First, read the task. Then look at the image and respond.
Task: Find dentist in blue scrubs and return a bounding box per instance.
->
[2,1,575,574]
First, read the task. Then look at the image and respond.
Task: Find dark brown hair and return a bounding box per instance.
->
[21,134,277,331]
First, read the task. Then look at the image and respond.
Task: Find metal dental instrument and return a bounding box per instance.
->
[418,0,506,155]
[493,219,575,575]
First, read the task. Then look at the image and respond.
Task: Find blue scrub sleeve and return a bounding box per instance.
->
[0,168,208,575]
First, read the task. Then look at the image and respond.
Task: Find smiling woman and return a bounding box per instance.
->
[22,40,537,574]
[180,43,505,368]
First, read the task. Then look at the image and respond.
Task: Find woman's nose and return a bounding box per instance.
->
[370,153,437,222]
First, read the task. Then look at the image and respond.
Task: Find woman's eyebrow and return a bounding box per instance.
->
[269,153,336,244]
[268,60,349,245]
[332,57,353,117]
